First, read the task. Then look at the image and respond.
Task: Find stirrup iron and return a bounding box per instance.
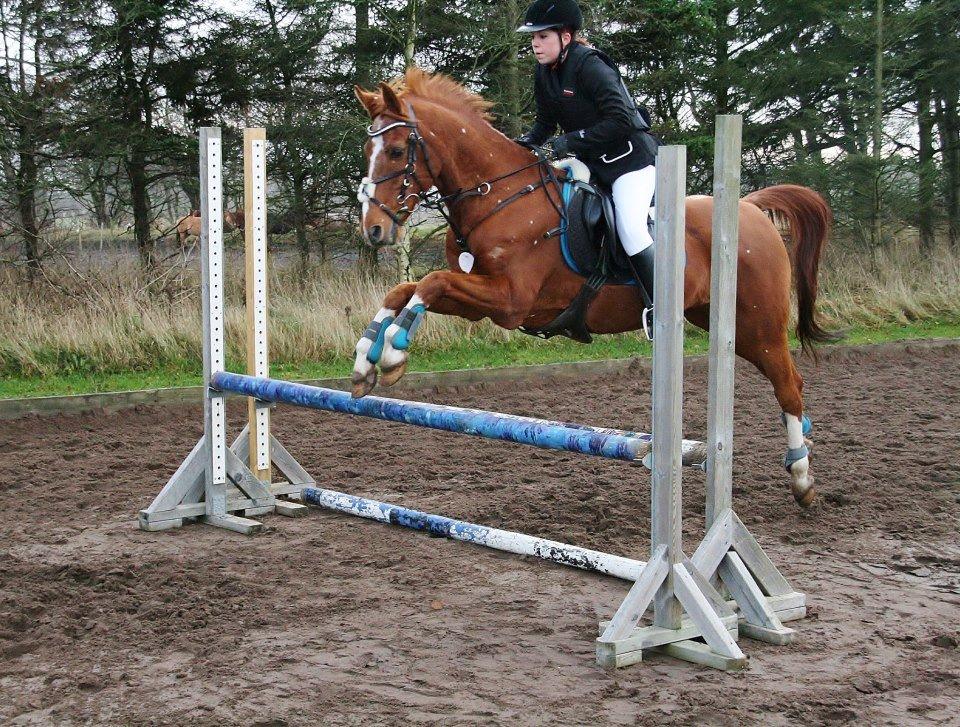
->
[642,306,654,341]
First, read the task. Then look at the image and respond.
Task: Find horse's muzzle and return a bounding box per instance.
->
[363,223,396,248]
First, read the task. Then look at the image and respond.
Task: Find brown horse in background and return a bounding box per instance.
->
[224,208,245,232]
[175,210,201,247]
[352,68,837,508]
[174,208,243,248]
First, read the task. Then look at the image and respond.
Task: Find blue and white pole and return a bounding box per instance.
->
[211,372,707,466]
[301,486,646,581]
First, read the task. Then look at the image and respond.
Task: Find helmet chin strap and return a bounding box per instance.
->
[553,29,572,67]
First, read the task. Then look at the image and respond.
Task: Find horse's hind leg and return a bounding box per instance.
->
[738,329,816,507]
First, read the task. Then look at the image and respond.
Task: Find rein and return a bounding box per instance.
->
[359,104,567,256]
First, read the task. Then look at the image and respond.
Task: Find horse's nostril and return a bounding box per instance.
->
[367,225,383,244]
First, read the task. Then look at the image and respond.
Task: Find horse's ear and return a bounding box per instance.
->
[378,82,405,117]
[354,84,380,118]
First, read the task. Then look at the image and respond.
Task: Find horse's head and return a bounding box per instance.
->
[354,82,440,248]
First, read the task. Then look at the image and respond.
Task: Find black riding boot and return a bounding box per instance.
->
[627,246,656,339]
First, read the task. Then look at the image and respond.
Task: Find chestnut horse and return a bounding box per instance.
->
[352,68,837,508]
[224,208,245,232]
[175,210,201,247]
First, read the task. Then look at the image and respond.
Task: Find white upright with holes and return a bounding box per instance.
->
[138,127,311,533]
[200,128,231,521]
[246,129,271,477]
[240,127,311,517]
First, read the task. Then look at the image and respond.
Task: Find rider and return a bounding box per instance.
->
[515,0,659,324]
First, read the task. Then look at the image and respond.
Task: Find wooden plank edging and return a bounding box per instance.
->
[1,338,957,421]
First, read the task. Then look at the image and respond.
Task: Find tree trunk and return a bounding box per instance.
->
[13,3,42,281]
[91,180,110,228]
[712,0,731,115]
[292,171,309,265]
[792,129,806,164]
[356,0,371,89]
[126,146,153,266]
[917,78,935,250]
[835,88,866,155]
[393,0,417,281]
[936,90,960,248]
[16,147,40,280]
[501,0,522,138]
[870,0,884,250]
[403,0,417,68]
[117,11,154,267]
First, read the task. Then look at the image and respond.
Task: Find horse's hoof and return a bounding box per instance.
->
[351,369,377,398]
[379,361,408,387]
[792,479,816,508]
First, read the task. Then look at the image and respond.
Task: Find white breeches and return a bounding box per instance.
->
[611,165,657,255]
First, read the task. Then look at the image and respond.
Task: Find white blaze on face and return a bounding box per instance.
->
[362,132,385,223]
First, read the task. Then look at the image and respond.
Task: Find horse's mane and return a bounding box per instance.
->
[388,67,494,122]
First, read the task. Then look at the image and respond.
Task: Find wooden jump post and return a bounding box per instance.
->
[138,120,806,670]
[693,115,806,644]
[593,116,806,668]
[591,142,747,669]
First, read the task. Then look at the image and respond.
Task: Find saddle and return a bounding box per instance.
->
[561,181,638,286]
[520,170,649,344]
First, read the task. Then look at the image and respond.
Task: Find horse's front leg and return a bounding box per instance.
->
[358,271,529,396]
[351,282,417,397]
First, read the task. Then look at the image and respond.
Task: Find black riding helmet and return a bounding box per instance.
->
[516,0,583,32]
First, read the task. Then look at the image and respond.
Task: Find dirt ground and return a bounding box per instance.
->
[1,340,959,726]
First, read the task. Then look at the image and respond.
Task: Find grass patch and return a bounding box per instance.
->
[3,232,960,399]
[2,320,956,399]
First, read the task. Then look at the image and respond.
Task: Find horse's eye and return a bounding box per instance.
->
[389,147,404,159]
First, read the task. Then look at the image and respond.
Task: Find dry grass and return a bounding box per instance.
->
[818,237,960,325]
[0,234,958,378]
[0,249,512,377]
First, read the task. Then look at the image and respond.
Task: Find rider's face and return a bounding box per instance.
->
[531,29,570,65]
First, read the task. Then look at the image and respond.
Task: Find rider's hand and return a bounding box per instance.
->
[552,134,572,159]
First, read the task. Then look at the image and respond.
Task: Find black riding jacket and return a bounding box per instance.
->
[524,42,657,186]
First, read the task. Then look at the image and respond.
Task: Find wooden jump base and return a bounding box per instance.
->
[139,119,806,670]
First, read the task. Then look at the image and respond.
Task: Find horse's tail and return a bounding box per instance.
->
[743,184,842,356]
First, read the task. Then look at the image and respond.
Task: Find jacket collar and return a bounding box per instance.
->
[556,40,587,69]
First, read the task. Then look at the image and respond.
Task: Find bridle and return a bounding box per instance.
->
[358,102,567,256]
[357,110,427,229]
